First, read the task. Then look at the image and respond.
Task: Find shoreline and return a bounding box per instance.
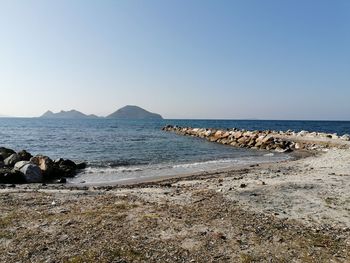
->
[1,135,350,262]
[67,154,296,187]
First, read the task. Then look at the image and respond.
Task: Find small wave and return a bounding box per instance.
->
[84,166,143,174]
[108,161,134,167]
[172,159,235,169]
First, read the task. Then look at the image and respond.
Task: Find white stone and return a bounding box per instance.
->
[14,161,42,183]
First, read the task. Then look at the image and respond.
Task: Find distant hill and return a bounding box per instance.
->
[40,110,98,119]
[39,106,162,119]
[107,105,163,119]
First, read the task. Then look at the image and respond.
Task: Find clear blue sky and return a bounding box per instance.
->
[1,0,349,119]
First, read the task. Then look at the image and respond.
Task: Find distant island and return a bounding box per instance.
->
[40,110,98,119]
[106,105,163,120]
[39,105,163,119]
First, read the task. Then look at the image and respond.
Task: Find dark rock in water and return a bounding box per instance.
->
[53,159,78,177]
[14,161,43,183]
[4,153,21,167]
[38,158,84,180]
[60,159,77,168]
[0,160,4,168]
[18,150,32,161]
[0,147,16,160]
[0,168,25,184]
[54,158,64,164]
[76,162,87,170]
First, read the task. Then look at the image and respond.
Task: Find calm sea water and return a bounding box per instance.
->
[1,118,349,184]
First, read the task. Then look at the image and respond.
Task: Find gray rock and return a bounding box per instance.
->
[4,153,21,167]
[14,161,43,183]
[340,134,350,141]
[57,159,77,177]
[0,147,16,160]
[14,161,29,170]
[297,131,308,137]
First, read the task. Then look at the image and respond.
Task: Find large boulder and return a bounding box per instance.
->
[0,168,25,184]
[4,154,21,167]
[213,130,224,139]
[53,158,78,177]
[14,161,43,183]
[18,150,33,161]
[237,137,248,144]
[76,162,87,170]
[204,130,212,137]
[233,131,243,139]
[0,147,16,160]
[30,155,54,174]
[262,136,274,143]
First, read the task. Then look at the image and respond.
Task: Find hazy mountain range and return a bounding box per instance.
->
[40,105,163,120]
[41,110,98,119]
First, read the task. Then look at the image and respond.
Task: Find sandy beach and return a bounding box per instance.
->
[1,136,350,262]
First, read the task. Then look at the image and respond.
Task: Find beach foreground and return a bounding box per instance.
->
[1,138,350,262]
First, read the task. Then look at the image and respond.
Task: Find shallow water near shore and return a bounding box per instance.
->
[1,118,349,184]
[69,153,288,185]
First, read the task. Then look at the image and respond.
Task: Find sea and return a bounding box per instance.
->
[1,118,349,185]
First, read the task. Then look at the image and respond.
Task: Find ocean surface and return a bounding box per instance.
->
[1,118,349,185]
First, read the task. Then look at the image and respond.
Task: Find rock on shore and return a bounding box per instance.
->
[0,147,86,184]
[162,125,350,152]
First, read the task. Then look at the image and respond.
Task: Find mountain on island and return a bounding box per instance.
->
[107,105,163,119]
[39,106,163,119]
[40,110,98,119]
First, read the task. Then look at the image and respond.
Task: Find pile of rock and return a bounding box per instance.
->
[162,125,350,152]
[275,129,350,141]
[0,147,86,184]
[162,125,294,152]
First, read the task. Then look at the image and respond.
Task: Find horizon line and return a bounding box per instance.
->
[1,116,350,122]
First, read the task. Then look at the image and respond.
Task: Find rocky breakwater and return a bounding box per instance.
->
[0,147,86,184]
[162,125,350,152]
